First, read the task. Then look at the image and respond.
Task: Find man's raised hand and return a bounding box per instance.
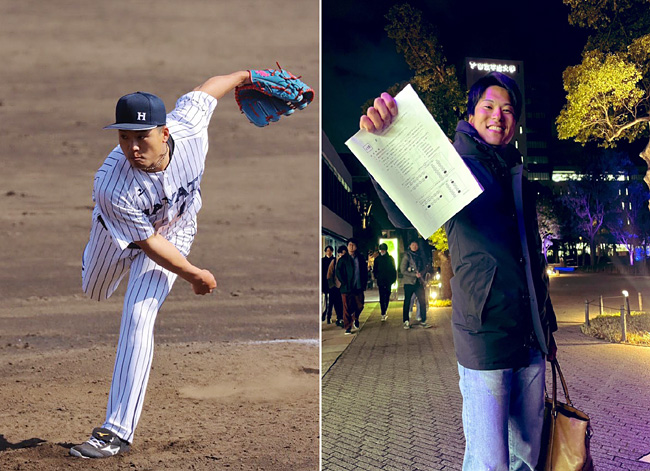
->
[360,92,398,133]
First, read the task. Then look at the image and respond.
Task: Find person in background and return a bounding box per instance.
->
[373,243,397,322]
[327,245,347,328]
[399,240,431,329]
[322,245,335,323]
[335,238,368,335]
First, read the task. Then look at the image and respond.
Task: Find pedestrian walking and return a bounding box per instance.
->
[373,242,397,322]
[322,245,335,323]
[361,72,558,470]
[327,245,347,327]
[335,238,368,335]
[400,240,431,329]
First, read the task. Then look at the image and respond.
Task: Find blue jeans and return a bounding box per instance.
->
[457,349,545,471]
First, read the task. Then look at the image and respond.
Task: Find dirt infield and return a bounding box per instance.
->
[0,1,319,469]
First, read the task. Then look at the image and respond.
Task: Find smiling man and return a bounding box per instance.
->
[70,71,253,459]
[467,84,515,147]
[360,72,558,470]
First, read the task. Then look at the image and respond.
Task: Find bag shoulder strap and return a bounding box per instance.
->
[551,358,573,410]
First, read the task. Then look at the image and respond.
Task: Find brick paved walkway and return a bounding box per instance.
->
[322,274,650,470]
[322,302,464,470]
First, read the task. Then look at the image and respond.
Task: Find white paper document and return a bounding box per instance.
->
[345,84,483,238]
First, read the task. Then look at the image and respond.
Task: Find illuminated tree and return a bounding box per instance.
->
[536,194,562,262]
[609,208,639,266]
[361,3,466,138]
[561,154,625,266]
[353,193,373,230]
[557,0,650,205]
[607,181,650,265]
[362,3,465,298]
[563,0,650,53]
[428,227,452,300]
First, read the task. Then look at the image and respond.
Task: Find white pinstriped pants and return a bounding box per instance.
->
[82,217,178,443]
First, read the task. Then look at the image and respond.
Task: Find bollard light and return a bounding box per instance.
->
[622,290,632,319]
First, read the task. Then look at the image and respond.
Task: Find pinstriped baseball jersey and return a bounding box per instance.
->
[92,91,217,256]
[80,91,218,443]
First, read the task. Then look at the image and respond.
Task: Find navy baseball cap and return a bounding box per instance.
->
[104,91,166,130]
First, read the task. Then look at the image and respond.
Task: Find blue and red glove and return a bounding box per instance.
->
[235,65,314,127]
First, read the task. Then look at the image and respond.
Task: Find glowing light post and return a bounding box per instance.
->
[430,272,442,304]
[623,290,631,317]
[621,290,630,342]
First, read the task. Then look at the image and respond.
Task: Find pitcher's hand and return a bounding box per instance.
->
[192,269,217,295]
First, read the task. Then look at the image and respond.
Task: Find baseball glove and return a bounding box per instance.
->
[235,65,314,127]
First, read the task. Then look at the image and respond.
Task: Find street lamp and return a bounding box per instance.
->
[621,290,630,342]
[622,290,631,318]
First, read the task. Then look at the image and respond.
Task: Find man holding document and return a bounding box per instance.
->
[355,72,558,470]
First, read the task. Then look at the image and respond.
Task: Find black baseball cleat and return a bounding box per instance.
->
[70,427,130,458]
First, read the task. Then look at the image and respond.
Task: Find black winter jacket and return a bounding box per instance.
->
[373,253,397,287]
[373,120,557,370]
[336,252,368,294]
[446,121,557,370]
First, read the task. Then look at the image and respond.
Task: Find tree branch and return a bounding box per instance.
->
[609,115,650,141]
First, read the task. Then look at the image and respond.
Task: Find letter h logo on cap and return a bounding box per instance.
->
[104,91,167,131]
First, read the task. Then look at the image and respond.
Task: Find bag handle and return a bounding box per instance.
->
[550,358,573,415]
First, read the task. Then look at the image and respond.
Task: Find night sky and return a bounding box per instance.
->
[322,0,590,155]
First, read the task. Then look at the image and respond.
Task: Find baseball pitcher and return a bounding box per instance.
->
[70,68,312,458]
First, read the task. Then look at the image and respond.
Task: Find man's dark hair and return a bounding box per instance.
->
[324,245,334,252]
[467,72,522,122]
[347,237,358,246]
[337,245,347,254]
